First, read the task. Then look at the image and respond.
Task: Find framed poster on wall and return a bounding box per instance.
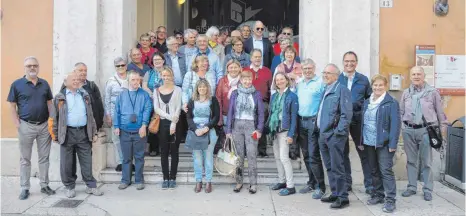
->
[415,45,436,87]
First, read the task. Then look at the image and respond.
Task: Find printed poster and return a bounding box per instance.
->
[415,45,436,86]
[435,55,466,95]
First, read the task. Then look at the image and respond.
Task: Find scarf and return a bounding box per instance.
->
[368,92,386,111]
[236,84,256,117]
[269,89,288,136]
[227,74,240,99]
[284,61,295,74]
[209,40,217,48]
[409,83,435,124]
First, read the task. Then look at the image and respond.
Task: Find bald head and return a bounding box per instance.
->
[64,72,81,91]
[322,63,340,85]
[231,30,241,37]
[253,21,265,38]
[410,66,426,86]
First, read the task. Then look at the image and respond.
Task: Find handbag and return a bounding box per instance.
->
[185,130,210,150]
[215,136,238,176]
[148,89,161,134]
[422,115,443,149]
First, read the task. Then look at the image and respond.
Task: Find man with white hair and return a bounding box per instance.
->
[51,71,103,198]
[8,56,55,200]
[317,63,352,209]
[400,66,448,201]
[187,34,224,84]
[179,29,199,69]
[244,20,273,68]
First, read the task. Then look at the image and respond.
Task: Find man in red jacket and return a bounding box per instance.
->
[273,27,299,56]
[243,49,273,157]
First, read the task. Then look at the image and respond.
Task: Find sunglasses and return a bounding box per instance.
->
[256,28,264,31]
[115,64,126,68]
[283,32,292,35]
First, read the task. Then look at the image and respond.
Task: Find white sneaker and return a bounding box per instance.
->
[85,187,103,196]
[66,189,76,198]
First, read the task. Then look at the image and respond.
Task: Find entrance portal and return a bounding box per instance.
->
[188,0,299,34]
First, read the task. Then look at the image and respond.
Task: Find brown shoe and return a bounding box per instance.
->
[205,182,212,193]
[194,182,202,193]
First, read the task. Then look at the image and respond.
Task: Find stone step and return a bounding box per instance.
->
[131,155,302,170]
[99,167,308,184]
[106,142,301,169]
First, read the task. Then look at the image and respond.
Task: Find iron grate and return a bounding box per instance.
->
[52,199,84,208]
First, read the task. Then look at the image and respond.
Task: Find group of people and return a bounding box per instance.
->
[8,20,448,214]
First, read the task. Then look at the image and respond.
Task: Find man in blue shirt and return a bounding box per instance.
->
[338,51,373,194]
[7,56,55,200]
[113,71,152,190]
[186,35,224,84]
[295,59,326,199]
[52,72,102,198]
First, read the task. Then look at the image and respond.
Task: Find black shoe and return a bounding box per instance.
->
[365,188,374,195]
[258,152,268,158]
[149,151,157,157]
[41,186,56,195]
[366,196,384,205]
[19,190,29,200]
[115,164,122,172]
[321,195,338,203]
[347,186,352,192]
[330,198,350,209]
[271,183,287,190]
[233,184,243,193]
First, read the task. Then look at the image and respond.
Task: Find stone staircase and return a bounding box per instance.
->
[100,143,308,184]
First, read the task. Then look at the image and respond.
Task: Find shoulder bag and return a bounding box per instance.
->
[148,89,161,134]
[422,115,443,149]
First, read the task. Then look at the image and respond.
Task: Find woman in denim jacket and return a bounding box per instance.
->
[226,71,264,194]
[267,72,299,196]
[358,74,400,213]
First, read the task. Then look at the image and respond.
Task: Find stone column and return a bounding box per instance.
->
[52,0,137,180]
[299,0,379,77]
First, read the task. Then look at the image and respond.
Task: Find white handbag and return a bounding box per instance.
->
[214,137,238,176]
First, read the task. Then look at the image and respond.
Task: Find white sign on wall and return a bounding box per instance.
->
[380,0,394,8]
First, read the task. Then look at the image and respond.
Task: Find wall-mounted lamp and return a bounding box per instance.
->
[434,0,449,16]
[178,0,186,5]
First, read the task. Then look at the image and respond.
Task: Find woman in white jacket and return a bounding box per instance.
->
[153,66,182,189]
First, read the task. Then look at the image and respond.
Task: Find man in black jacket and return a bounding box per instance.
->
[73,62,105,130]
[243,21,273,68]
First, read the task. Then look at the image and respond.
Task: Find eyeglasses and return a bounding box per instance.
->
[303,67,314,71]
[176,36,183,39]
[283,32,292,36]
[256,28,264,31]
[322,71,337,75]
[344,60,357,63]
[153,59,164,61]
[25,64,39,68]
[234,43,243,46]
[115,64,126,68]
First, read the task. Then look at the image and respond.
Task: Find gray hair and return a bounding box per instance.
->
[23,56,38,64]
[184,28,198,39]
[113,56,127,65]
[206,26,220,39]
[63,70,78,81]
[196,34,208,43]
[301,58,316,67]
[166,36,177,45]
[251,48,263,56]
[74,62,87,67]
[279,38,292,45]
[325,63,341,74]
[410,66,425,74]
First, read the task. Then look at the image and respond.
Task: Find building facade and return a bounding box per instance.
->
[1,0,465,139]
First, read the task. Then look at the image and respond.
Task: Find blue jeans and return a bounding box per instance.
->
[120,130,146,185]
[192,129,218,182]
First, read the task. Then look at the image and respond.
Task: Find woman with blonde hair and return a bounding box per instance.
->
[268,72,299,196]
[154,66,182,189]
[186,79,220,193]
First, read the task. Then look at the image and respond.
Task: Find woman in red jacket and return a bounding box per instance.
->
[215,59,242,150]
